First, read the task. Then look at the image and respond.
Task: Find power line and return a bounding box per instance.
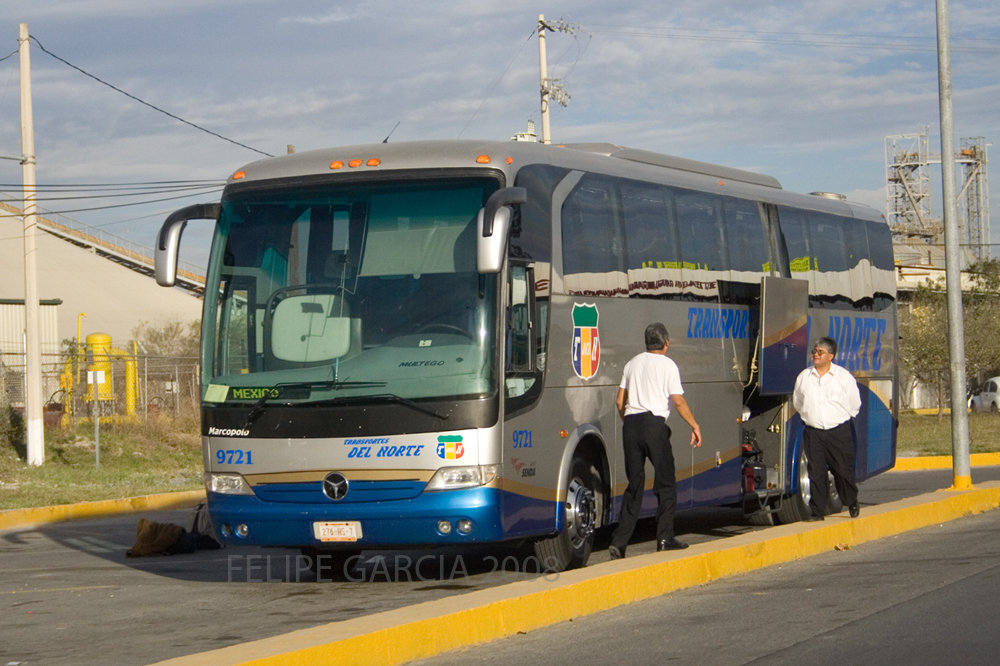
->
[0,184,224,219]
[457,27,537,139]
[0,181,223,202]
[29,35,275,158]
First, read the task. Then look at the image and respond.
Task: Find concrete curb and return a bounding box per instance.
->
[151,481,1000,666]
[891,452,1000,471]
[0,489,206,532]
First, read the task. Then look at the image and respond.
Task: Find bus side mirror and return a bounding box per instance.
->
[477,187,527,274]
[155,203,221,286]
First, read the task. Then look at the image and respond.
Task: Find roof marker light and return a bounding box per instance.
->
[348,159,363,168]
[231,170,246,180]
[505,156,514,165]
[476,155,491,164]
[330,161,344,170]
[367,158,381,167]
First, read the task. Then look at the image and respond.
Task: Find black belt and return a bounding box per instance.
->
[804,420,850,432]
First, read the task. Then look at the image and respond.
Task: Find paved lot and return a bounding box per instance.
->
[2,467,999,665]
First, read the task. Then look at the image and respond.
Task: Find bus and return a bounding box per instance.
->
[155,140,897,574]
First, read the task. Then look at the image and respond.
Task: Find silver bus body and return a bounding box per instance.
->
[156,140,897,571]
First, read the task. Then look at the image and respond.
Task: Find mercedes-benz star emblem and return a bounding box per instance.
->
[322,472,349,501]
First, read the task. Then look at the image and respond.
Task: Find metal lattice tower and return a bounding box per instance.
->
[885,130,991,259]
[957,137,990,261]
[885,131,937,240]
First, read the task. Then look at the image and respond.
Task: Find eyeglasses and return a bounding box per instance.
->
[811,349,831,357]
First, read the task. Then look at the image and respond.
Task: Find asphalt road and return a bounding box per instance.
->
[2,467,999,665]
[414,504,1000,665]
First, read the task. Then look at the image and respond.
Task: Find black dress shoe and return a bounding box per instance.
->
[806,513,825,522]
[849,503,860,518]
[608,544,625,559]
[656,538,689,551]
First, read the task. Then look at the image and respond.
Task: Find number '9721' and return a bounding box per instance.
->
[216,449,253,465]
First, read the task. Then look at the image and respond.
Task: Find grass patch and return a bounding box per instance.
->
[0,415,202,511]
[897,411,1000,456]
[1,409,997,512]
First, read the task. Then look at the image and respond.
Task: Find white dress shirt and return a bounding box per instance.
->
[619,351,684,419]
[792,362,861,429]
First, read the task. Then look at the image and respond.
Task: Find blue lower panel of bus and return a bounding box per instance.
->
[208,486,517,547]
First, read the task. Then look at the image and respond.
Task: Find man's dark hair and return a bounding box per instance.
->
[814,336,837,356]
[645,322,670,350]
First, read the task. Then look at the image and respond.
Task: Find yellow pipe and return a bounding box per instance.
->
[85,333,138,416]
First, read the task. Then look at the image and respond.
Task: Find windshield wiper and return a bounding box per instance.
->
[367,393,451,420]
[241,379,387,428]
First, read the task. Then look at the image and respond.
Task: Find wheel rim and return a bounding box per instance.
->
[565,476,596,550]
[798,449,812,507]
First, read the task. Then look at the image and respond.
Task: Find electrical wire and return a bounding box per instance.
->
[457,27,537,139]
[0,182,223,203]
[29,35,274,158]
[0,185,224,218]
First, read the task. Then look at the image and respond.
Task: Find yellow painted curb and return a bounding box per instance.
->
[152,481,1000,666]
[0,489,206,532]
[892,452,1000,471]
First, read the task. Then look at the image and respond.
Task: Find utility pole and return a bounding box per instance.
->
[935,0,971,489]
[19,22,45,466]
[537,15,576,145]
[537,14,551,144]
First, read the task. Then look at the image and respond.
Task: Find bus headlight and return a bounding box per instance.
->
[205,472,254,495]
[424,464,500,491]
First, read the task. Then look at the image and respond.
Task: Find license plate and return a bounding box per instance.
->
[313,521,362,542]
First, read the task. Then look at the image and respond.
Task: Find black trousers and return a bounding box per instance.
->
[803,421,858,516]
[611,412,677,549]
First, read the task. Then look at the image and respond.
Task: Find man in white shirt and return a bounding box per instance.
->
[608,323,702,559]
[792,336,862,521]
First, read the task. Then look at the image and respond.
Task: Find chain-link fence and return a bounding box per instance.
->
[1,351,199,426]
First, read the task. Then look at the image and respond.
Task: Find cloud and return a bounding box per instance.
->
[1,0,997,262]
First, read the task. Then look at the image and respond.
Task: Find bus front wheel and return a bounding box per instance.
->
[533,457,600,572]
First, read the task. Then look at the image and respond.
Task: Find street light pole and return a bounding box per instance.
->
[935,0,971,490]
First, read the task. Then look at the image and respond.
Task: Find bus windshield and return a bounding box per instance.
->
[202,176,500,405]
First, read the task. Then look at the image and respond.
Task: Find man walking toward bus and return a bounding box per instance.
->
[609,323,702,559]
[793,336,862,521]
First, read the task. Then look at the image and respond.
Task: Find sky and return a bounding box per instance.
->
[0,0,998,271]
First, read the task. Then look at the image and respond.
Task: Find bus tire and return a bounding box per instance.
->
[533,457,600,572]
[775,448,811,524]
[746,503,776,526]
[826,472,844,514]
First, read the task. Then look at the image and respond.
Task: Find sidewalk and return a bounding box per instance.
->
[152,481,1000,665]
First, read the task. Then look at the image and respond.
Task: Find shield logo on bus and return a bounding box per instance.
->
[571,303,600,380]
[436,435,465,460]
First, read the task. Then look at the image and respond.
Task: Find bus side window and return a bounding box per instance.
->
[724,197,770,273]
[506,264,538,400]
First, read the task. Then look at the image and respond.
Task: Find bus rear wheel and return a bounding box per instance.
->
[533,457,600,572]
[775,448,845,523]
[775,448,811,524]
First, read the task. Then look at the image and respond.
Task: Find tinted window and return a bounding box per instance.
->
[725,198,769,272]
[866,218,895,271]
[676,189,725,271]
[562,176,625,276]
[621,181,680,270]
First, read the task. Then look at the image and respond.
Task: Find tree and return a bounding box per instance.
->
[899,258,1000,412]
[132,318,200,358]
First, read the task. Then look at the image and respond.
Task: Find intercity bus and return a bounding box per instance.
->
[155,140,897,573]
